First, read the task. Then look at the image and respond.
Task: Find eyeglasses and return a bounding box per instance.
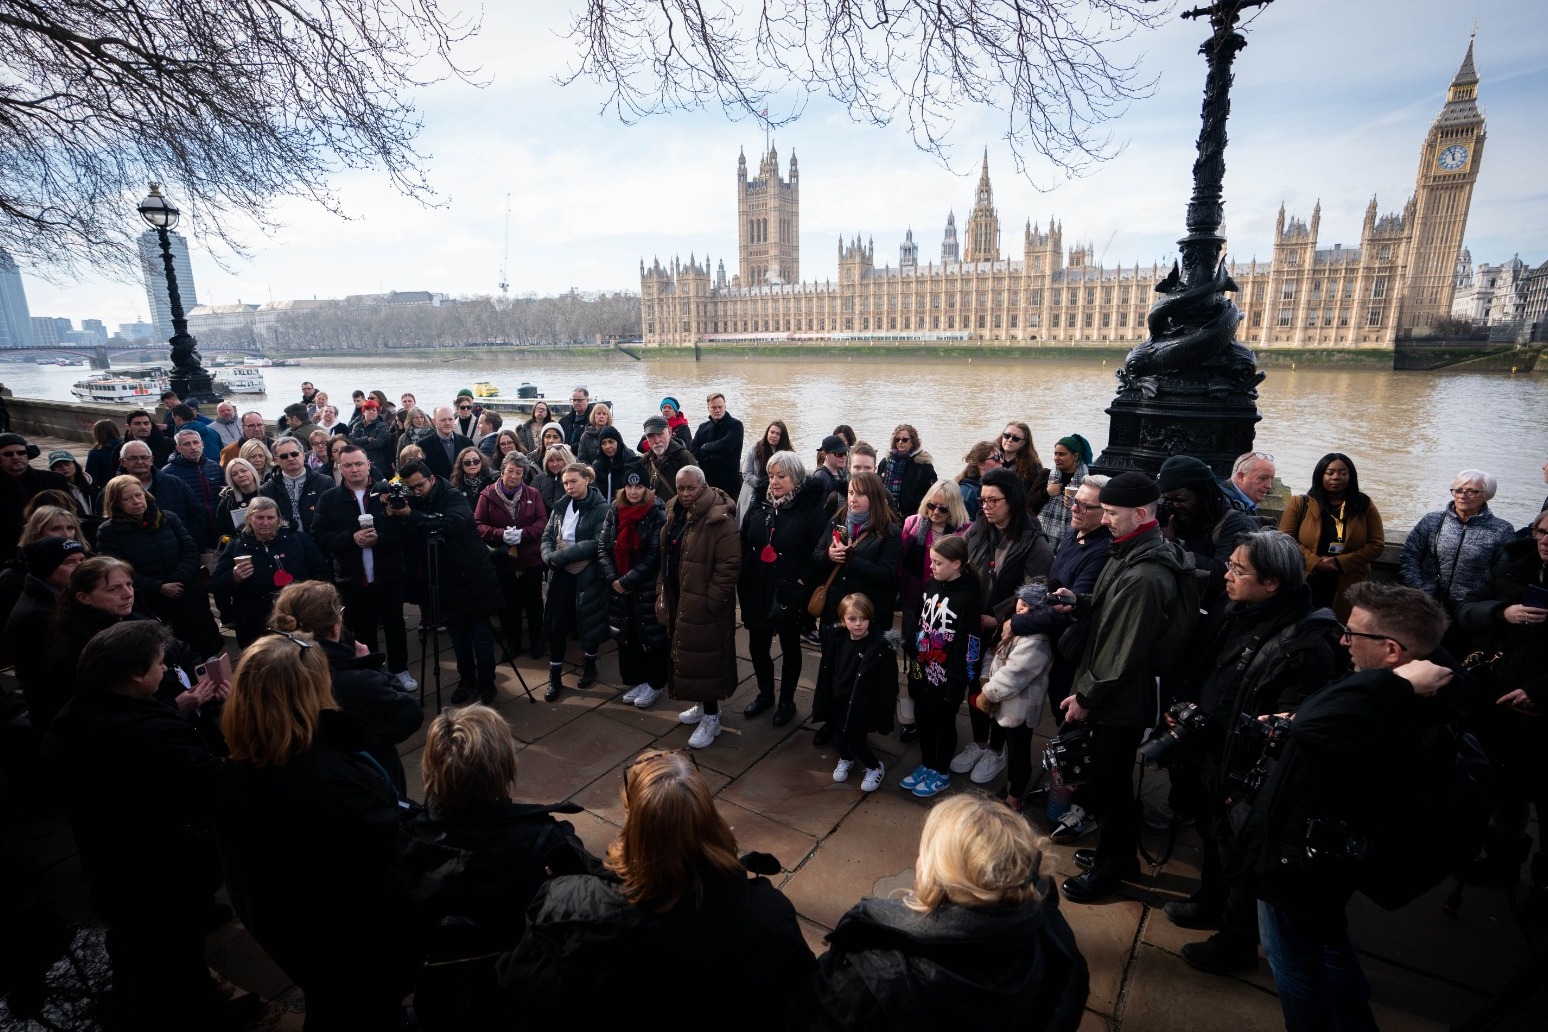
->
[1338,623,1408,652]
[1225,561,1255,578]
[0,449,27,458]
[1450,488,1483,497]
[979,494,1006,506]
[1068,501,1094,512]
[274,631,315,649]
[1532,527,1548,538]
[404,479,432,494]
[925,503,949,514]
[462,459,482,467]
[1001,432,1025,443]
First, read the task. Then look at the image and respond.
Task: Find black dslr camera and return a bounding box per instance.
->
[1303,817,1368,864]
[1226,713,1296,800]
[1138,701,1209,768]
[373,478,409,509]
[1042,725,1096,787]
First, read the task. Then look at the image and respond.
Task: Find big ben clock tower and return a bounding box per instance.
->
[1399,37,1486,331]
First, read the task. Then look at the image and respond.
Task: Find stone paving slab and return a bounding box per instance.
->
[779,787,926,930]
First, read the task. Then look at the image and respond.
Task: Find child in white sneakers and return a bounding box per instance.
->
[975,581,1054,812]
[815,593,897,793]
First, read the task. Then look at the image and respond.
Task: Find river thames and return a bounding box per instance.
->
[5,353,1544,529]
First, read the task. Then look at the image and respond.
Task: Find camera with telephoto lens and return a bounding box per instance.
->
[373,479,408,509]
[1303,817,1368,864]
[1138,701,1209,768]
[1042,725,1096,787]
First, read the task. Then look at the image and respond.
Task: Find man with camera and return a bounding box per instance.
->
[311,445,415,691]
[1147,530,1341,975]
[1157,454,1260,606]
[1242,581,1456,1032]
[386,460,500,705]
[1053,471,1200,904]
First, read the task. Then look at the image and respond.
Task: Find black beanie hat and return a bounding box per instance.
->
[23,537,86,579]
[1157,455,1217,493]
[1099,470,1159,508]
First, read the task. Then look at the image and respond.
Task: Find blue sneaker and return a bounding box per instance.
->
[912,770,950,799]
[899,764,930,791]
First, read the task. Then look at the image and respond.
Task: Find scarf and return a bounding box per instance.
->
[882,452,907,502]
[495,481,523,522]
[666,412,690,436]
[614,503,651,576]
[846,508,869,541]
[767,486,797,509]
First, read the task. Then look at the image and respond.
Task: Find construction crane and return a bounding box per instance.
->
[498,193,511,297]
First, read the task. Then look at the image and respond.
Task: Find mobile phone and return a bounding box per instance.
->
[1523,583,1548,610]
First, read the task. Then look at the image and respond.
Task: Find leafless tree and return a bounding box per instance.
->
[0,0,479,276]
[561,0,1172,183]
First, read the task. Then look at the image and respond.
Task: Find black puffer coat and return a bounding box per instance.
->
[797,892,1088,1032]
[540,485,611,648]
[739,477,827,632]
[808,516,903,630]
[1458,535,1548,703]
[319,638,423,796]
[211,526,330,646]
[811,626,898,731]
[597,496,668,648]
[498,868,813,1030]
[96,498,199,595]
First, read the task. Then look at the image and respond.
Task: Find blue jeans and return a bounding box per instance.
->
[1256,900,1377,1032]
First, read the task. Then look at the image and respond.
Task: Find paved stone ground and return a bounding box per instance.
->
[4,431,1546,1029]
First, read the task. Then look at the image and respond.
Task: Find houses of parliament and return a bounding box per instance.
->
[639,41,1486,350]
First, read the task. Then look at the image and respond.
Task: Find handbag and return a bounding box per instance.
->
[807,530,867,617]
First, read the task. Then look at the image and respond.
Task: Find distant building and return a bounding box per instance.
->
[1519,261,1548,342]
[0,248,32,348]
[116,321,157,342]
[31,316,72,347]
[641,39,1489,349]
[80,318,108,343]
[1452,254,1531,325]
[137,228,199,341]
[187,290,447,348]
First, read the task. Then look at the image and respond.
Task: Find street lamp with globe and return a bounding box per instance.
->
[137,183,218,404]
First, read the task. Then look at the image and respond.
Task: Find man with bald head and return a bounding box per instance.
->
[419,405,473,480]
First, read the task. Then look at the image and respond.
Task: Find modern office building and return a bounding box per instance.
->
[0,248,33,348]
[137,228,199,341]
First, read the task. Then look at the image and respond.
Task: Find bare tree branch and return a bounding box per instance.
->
[0,0,481,279]
[560,0,1171,184]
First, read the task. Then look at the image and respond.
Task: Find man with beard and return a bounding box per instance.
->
[641,415,696,502]
[1158,455,1260,607]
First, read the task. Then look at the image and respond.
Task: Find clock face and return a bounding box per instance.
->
[1438,145,1469,171]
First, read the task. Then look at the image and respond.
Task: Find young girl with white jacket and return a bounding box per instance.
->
[974,581,1054,812]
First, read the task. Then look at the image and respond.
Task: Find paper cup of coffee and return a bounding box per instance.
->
[358,514,375,529]
[235,555,253,564]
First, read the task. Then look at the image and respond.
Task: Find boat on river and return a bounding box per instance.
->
[473,381,500,398]
[70,367,171,404]
[216,365,268,394]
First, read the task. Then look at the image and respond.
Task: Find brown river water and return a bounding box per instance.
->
[8,353,1545,529]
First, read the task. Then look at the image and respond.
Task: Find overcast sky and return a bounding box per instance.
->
[19,0,1548,329]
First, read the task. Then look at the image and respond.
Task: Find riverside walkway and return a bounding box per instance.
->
[1,435,1543,1030]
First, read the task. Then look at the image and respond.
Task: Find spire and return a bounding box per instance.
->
[1452,33,1479,88]
[1439,34,1482,121]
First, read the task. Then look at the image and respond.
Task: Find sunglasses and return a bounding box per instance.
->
[0,450,28,458]
[458,406,472,412]
[925,502,949,514]
[462,459,482,466]
[893,436,911,444]
[1001,432,1025,443]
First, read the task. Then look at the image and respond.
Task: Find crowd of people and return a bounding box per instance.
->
[0,377,1545,1031]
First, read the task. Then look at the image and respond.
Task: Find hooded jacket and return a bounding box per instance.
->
[399,477,500,620]
[260,467,334,535]
[799,891,1089,1032]
[877,448,938,521]
[318,637,422,795]
[657,486,741,702]
[588,427,638,500]
[1070,525,1198,727]
[811,626,898,732]
[962,513,1055,628]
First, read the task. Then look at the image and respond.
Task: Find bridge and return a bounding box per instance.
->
[0,345,267,369]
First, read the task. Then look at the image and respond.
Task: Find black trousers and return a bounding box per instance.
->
[1090,724,1145,879]
[1004,722,1036,797]
[748,622,803,701]
[494,564,544,651]
[547,569,581,663]
[618,638,668,690]
[340,578,408,673]
[105,904,223,1031]
[911,683,959,774]
[838,721,879,769]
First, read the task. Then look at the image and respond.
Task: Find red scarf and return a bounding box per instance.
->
[667,412,690,435]
[613,503,651,576]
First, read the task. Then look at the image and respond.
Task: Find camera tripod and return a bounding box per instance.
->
[415,525,534,711]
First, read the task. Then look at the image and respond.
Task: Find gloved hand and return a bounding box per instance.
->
[503,526,522,545]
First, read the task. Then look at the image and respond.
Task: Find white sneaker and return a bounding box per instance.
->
[970,748,1007,785]
[833,759,855,782]
[679,703,703,725]
[949,742,987,774]
[633,686,664,709]
[688,714,721,748]
[393,670,418,693]
[861,764,886,793]
[620,683,647,704]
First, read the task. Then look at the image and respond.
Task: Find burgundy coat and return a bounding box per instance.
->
[475,482,549,571]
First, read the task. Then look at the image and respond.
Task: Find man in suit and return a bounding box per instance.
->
[419,405,473,480]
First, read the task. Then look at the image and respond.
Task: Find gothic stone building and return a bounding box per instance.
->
[641,42,1486,350]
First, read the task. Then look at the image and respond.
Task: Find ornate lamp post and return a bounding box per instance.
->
[137,183,219,403]
[1092,0,1272,477]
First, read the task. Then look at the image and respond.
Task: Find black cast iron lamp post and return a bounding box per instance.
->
[137,182,218,404]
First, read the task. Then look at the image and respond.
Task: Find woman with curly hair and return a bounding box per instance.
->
[997,420,1051,516]
[876,423,937,521]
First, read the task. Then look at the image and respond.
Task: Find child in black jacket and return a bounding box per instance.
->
[901,535,983,798]
[814,592,898,793]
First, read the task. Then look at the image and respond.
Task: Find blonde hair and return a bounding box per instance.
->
[20,505,82,546]
[607,750,744,912]
[225,457,261,496]
[398,443,425,465]
[917,479,969,531]
[589,403,612,427]
[837,592,874,622]
[270,580,343,638]
[906,794,1048,913]
[222,632,338,767]
[239,438,273,470]
[100,474,145,518]
[422,705,519,809]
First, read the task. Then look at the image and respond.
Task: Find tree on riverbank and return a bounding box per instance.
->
[562,0,1171,181]
[0,0,478,276]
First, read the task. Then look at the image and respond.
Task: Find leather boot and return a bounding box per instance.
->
[577,655,599,690]
[545,665,564,702]
[772,689,797,727]
[744,673,776,718]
